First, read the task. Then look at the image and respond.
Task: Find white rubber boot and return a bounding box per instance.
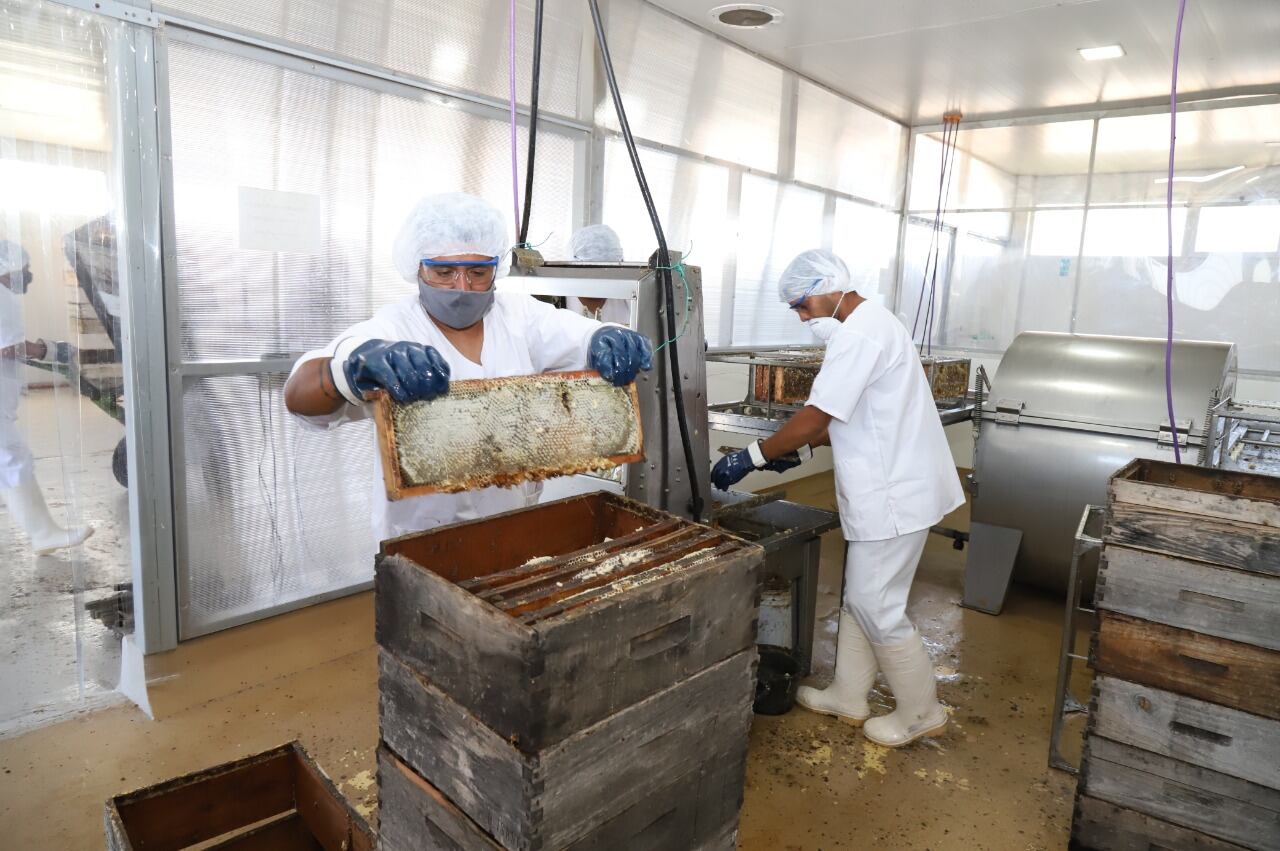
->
[863,629,948,747]
[1,472,93,555]
[795,611,877,725]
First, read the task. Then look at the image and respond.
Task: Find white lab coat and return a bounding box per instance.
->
[0,286,33,488]
[806,301,965,543]
[567,296,631,326]
[290,292,603,542]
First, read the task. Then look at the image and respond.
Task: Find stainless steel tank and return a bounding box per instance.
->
[967,332,1236,605]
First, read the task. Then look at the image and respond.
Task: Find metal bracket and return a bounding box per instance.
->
[994,398,1024,425]
[1157,418,1194,447]
[50,0,159,26]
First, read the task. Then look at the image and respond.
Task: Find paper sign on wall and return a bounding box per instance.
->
[237,187,321,254]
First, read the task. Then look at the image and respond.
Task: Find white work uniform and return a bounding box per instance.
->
[806,300,965,644]
[0,286,33,489]
[290,292,602,542]
[567,296,631,326]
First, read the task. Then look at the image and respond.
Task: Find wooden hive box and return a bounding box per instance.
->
[1077,736,1280,850]
[378,651,753,851]
[104,742,373,851]
[375,491,762,752]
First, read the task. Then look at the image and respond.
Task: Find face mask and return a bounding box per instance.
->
[807,317,841,342]
[805,292,848,343]
[417,282,496,329]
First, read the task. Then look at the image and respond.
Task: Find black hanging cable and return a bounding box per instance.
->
[923,119,959,355]
[911,119,952,343]
[518,0,545,245]
[913,114,960,355]
[587,0,703,521]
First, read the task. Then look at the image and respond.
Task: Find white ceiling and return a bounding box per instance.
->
[648,0,1280,125]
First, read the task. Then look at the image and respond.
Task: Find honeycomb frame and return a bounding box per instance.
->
[372,370,644,500]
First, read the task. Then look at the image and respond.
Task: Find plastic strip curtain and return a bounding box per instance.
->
[0,0,134,733]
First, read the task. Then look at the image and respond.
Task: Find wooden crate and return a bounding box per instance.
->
[1106,501,1280,576]
[379,649,752,851]
[1097,545,1280,651]
[748,354,970,407]
[377,740,744,851]
[1080,736,1280,850]
[1108,459,1280,545]
[371,371,643,500]
[1094,611,1280,720]
[376,492,762,752]
[1071,795,1252,851]
[1090,675,1280,791]
[104,742,373,851]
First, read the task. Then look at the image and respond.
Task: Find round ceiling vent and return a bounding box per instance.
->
[710,4,783,28]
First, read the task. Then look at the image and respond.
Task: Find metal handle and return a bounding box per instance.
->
[629,615,692,660]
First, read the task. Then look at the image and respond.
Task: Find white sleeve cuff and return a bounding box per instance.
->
[329,336,370,405]
[747,440,768,469]
[797,444,813,462]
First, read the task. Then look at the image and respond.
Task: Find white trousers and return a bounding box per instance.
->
[0,377,32,489]
[841,528,930,645]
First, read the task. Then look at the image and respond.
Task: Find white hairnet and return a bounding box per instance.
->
[0,240,30,276]
[570,224,624,262]
[391,192,510,283]
[776,249,851,304]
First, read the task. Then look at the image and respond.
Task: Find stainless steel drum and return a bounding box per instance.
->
[965,332,1236,611]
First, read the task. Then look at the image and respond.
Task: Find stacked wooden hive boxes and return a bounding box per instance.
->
[1072,459,1280,850]
[374,492,764,851]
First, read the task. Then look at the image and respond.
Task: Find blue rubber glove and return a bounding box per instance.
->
[711,447,757,491]
[342,339,450,404]
[762,451,803,473]
[588,327,653,387]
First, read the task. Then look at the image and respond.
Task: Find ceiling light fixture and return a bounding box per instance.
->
[1154,165,1245,184]
[709,3,783,28]
[1078,44,1126,61]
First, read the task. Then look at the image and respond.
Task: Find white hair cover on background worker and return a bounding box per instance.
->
[566,223,631,325]
[286,194,651,542]
[776,248,851,304]
[0,239,93,553]
[569,224,624,263]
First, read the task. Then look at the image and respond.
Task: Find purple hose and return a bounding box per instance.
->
[509,0,521,234]
[1165,0,1188,463]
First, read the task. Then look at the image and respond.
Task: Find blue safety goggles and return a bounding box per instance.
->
[420,257,500,269]
[788,278,823,310]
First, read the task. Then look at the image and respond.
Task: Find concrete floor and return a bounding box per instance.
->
[0,469,1092,850]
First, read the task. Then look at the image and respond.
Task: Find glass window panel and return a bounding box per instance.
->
[794,80,906,206]
[895,219,953,350]
[601,141,730,346]
[1082,207,1188,257]
[1029,209,1084,256]
[165,37,583,636]
[1195,205,1280,253]
[156,0,587,118]
[831,199,899,306]
[597,0,784,172]
[732,175,825,346]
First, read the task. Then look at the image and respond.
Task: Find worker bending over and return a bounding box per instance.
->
[711,249,964,747]
[284,193,652,541]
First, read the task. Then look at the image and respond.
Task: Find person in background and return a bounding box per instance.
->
[0,240,94,554]
[566,224,632,325]
[283,193,653,541]
[710,248,964,748]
